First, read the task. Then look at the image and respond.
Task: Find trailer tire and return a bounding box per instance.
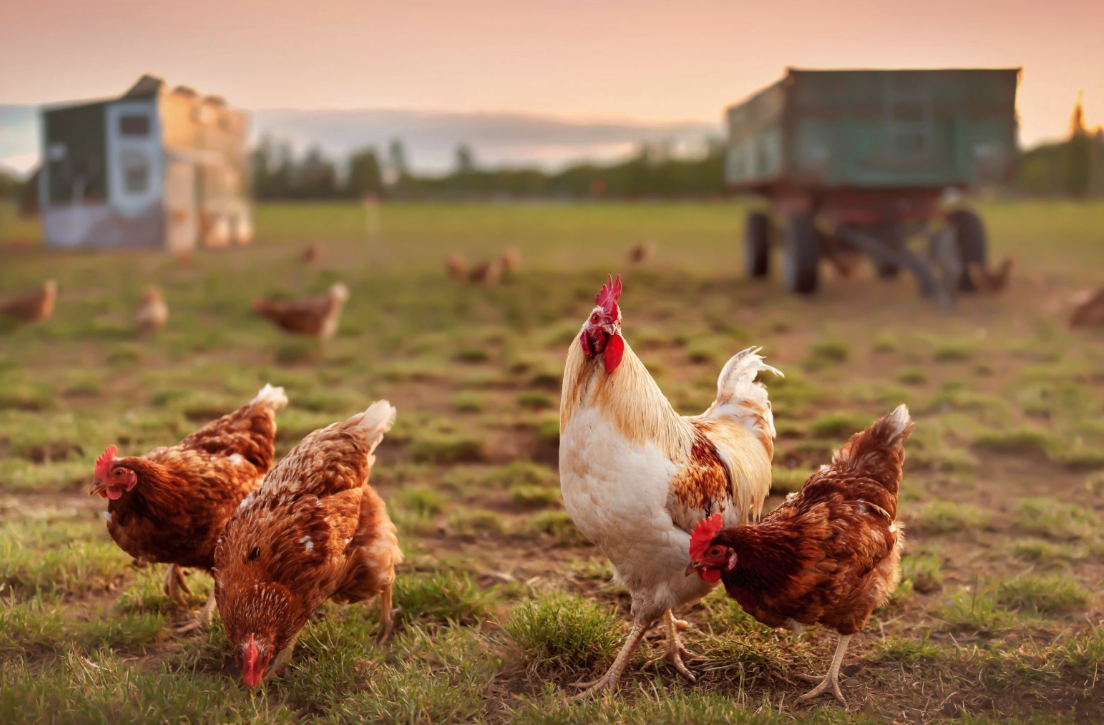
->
[782,212,820,294]
[949,209,987,292]
[745,211,771,279]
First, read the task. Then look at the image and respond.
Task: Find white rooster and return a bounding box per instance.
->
[559,274,781,697]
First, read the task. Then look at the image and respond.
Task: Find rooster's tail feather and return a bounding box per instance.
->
[705,346,783,445]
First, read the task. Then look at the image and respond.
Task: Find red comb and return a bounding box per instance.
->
[94,445,117,480]
[595,274,622,316]
[689,513,724,561]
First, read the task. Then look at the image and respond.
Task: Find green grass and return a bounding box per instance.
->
[4,199,1104,723]
[504,593,621,674]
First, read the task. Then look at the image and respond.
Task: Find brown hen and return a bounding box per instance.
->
[252,282,349,341]
[90,384,287,631]
[215,400,401,688]
[0,280,57,324]
[687,405,913,705]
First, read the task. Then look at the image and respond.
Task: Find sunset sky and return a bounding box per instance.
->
[1,0,1101,160]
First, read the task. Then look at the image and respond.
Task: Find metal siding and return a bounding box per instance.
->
[727,69,1019,190]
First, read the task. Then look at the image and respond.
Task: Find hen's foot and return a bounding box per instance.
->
[164,565,192,607]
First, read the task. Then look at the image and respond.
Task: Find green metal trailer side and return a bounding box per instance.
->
[725,68,1020,192]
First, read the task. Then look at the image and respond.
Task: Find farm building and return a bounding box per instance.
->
[38,74,252,251]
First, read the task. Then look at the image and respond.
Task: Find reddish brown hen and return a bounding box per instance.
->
[252,282,349,341]
[90,384,288,631]
[135,284,169,335]
[0,280,57,324]
[687,405,913,705]
[215,400,402,688]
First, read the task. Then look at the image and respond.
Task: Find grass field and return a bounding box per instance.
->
[1,200,1103,724]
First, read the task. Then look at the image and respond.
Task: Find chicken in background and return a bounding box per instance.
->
[135,285,169,335]
[467,258,503,285]
[967,256,1015,293]
[253,282,349,342]
[445,253,468,281]
[0,280,57,324]
[302,241,322,264]
[627,242,655,266]
[500,247,522,277]
[89,384,288,631]
[559,274,781,697]
[1069,286,1104,329]
[687,405,913,705]
[215,401,402,688]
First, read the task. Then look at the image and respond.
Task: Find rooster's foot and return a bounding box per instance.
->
[164,565,192,607]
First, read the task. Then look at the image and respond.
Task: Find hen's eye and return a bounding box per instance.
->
[114,469,123,478]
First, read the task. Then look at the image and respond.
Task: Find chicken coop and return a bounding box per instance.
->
[38,74,252,252]
[726,68,1020,309]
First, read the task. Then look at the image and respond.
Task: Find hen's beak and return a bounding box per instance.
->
[684,560,701,577]
[88,479,108,498]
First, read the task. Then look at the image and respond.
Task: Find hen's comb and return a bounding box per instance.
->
[94,445,117,480]
[689,513,725,561]
[595,274,623,316]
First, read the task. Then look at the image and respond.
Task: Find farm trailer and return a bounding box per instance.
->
[725,68,1020,309]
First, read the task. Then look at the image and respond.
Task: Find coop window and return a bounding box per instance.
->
[119,115,151,137]
[121,151,150,194]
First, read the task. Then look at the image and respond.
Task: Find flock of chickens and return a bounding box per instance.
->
[46,265,909,708]
[0,244,1098,708]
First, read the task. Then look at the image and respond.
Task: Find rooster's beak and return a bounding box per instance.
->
[88,480,108,498]
[603,324,617,336]
[684,560,701,577]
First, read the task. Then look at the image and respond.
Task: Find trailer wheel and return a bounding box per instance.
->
[781,212,820,294]
[745,211,771,279]
[948,209,987,292]
[874,223,905,279]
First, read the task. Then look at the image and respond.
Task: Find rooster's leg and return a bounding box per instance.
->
[164,565,192,606]
[376,583,397,645]
[569,619,649,699]
[797,634,851,705]
[644,609,704,682]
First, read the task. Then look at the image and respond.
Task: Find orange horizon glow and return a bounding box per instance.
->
[1,0,1101,146]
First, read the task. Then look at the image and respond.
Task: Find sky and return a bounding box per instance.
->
[1,0,1101,171]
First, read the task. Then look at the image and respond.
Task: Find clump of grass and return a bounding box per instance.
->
[940,586,1020,631]
[0,381,55,411]
[932,341,974,362]
[447,508,506,537]
[504,593,621,673]
[872,332,898,353]
[449,391,487,413]
[995,573,1090,616]
[1052,629,1104,679]
[274,341,316,365]
[454,347,490,363]
[901,552,944,594]
[409,431,486,464]
[870,637,945,667]
[517,391,556,410]
[973,426,1052,455]
[524,510,588,546]
[486,461,558,488]
[895,367,929,385]
[770,467,811,495]
[1010,538,1082,565]
[1015,497,1100,540]
[391,486,445,520]
[807,411,872,439]
[530,411,560,445]
[914,502,991,535]
[394,570,491,626]
[1087,471,1104,497]
[509,484,561,508]
[803,339,851,371]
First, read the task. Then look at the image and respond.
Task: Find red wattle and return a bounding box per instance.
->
[700,568,722,584]
[603,333,624,374]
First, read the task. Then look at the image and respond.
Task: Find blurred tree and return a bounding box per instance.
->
[0,169,20,200]
[455,144,476,174]
[297,146,339,199]
[346,147,385,198]
[1064,93,1091,198]
[388,139,410,178]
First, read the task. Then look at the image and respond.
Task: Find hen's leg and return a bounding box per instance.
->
[570,618,650,700]
[164,565,192,606]
[174,589,217,635]
[376,583,397,645]
[797,634,851,705]
[645,608,704,682]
